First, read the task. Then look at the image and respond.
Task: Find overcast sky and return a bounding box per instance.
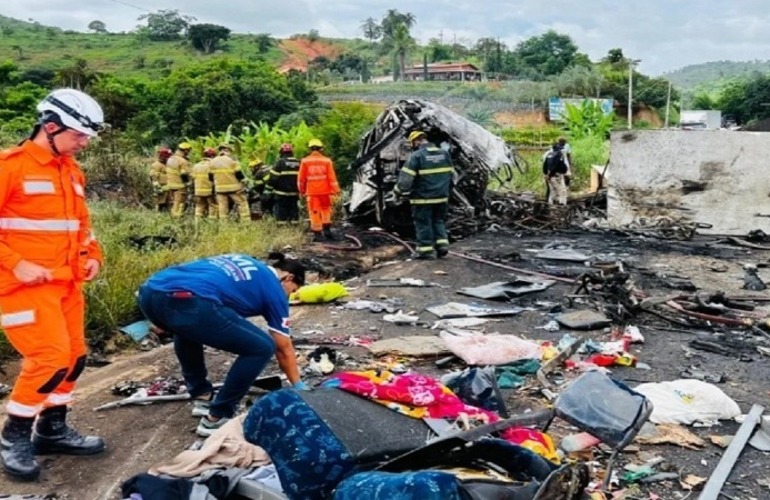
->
[3,0,770,75]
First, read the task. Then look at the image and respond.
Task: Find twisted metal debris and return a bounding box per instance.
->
[346,99,518,231]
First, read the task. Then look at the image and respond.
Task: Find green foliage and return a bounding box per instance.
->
[715,73,770,124]
[569,135,609,190]
[562,100,615,140]
[137,9,195,41]
[511,30,584,79]
[360,17,382,45]
[690,91,716,110]
[88,20,107,34]
[187,23,231,54]
[391,22,415,81]
[500,125,564,148]
[309,102,381,187]
[665,60,770,91]
[465,105,494,127]
[553,65,604,98]
[126,59,315,145]
[380,9,416,46]
[0,74,46,142]
[254,33,274,54]
[53,58,99,89]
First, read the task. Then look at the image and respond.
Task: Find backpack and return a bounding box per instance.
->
[544,148,567,176]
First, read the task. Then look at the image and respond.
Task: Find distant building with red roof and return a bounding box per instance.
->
[402,62,482,81]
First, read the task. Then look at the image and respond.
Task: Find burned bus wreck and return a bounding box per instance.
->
[346,99,519,234]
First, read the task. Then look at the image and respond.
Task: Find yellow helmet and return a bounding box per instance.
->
[308,138,324,149]
[178,142,192,150]
[248,159,263,168]
[408,130,426,142]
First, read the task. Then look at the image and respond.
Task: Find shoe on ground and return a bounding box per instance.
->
[436,248,449,258]
[33,427,105,456]
[1,436,39,481]
[191,398,211,417]
[196,416,231,437]
[412,252,435,260]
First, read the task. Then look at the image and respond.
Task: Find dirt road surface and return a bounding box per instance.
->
[1,229,769,499]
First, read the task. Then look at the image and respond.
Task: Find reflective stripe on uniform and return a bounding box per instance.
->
[1,310,35,328]
[416,246,434,252]
[23,180,55,194]
[419,167,453,175]
[273,189,299,196]
[46,392,73,406]
[269,170,298,176]
[6,400,41,418]
[436,239,449,245]
[307,175,327,181]
[0,218,80,232]
[409,198,449,205]
[400,168,416,176]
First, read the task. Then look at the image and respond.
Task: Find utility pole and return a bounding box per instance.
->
[627,63,634,130]
[664,81,672,128]
[627,59,640,130]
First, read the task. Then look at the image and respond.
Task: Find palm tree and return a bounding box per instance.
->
[391,23,415,81]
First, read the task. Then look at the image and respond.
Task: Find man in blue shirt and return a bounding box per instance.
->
[137,252,308,436]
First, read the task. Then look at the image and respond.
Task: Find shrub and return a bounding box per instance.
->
[569,135,609,190]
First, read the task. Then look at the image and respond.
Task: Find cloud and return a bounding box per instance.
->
[3,0,770,74]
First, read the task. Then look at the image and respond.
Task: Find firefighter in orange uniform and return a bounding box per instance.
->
[0,89,106,481]
[298,139,340,241]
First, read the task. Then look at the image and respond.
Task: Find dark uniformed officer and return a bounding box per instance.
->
[393,130,454,259]
[267,143,301,222]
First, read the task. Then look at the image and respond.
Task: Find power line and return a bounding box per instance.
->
[108,0,150,12]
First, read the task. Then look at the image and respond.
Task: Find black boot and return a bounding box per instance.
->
[312,231,325,242]
[1,415,40,481]
[33,406,105,456]
[322,224,335,241]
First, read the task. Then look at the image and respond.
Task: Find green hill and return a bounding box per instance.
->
[0,15,323,79]
[664,60,770,91]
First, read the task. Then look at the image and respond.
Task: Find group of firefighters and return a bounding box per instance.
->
[149,139,342,241]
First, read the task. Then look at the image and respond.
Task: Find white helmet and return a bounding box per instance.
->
[36,89,105,137]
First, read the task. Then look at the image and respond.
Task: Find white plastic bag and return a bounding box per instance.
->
[440,330,541,365]
[634,379,741,425]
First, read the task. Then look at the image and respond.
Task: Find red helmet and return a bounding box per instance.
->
[203,148,217,158]
[279,143,293,154]
[157,148,173,159]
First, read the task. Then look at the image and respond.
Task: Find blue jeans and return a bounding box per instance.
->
[137,287,276,418]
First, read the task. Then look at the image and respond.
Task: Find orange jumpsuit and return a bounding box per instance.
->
[298,151,340,231]
[0,141,102,418]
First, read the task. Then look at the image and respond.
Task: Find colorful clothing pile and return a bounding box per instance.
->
[323,371,559,463]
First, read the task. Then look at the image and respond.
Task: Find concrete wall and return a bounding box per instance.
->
[608,130,770,235]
